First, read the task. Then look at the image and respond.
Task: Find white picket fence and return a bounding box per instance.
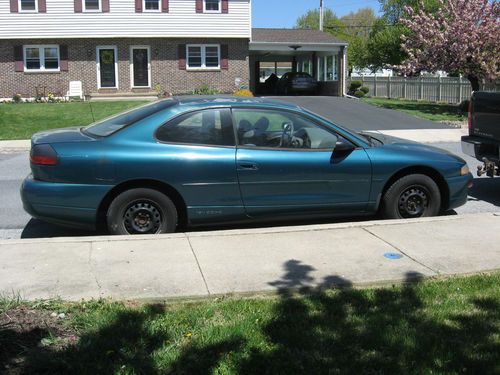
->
[348,76,500,103]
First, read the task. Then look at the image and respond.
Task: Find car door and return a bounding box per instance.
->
[155,107,245,224]
[232,107,372,218]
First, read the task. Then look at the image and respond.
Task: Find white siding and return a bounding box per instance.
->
[0,0,251,39]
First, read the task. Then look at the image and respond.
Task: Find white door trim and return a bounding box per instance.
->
[96,45,119,89]
[130,45,151,89]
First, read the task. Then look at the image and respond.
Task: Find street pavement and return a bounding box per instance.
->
[1,213,499,301]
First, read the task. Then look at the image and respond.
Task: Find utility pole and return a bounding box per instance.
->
[319,0,324,31]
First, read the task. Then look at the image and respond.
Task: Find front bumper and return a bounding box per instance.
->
[446,172,474,211]
[20,174,113,230]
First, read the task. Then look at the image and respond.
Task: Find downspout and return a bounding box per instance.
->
[342,45,348,97]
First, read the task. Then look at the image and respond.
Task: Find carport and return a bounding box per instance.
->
[250,28,348,96]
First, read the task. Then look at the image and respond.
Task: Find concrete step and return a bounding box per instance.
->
[89,91,159,101]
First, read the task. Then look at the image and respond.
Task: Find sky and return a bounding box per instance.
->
[252,0,381,28]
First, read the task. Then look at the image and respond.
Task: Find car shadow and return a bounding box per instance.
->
[20,215,379,239]
[468,177,500,207]
[20,219,97,239]
[187,214,377,233]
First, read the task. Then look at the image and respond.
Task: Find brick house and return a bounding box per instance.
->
[0,0,347,99]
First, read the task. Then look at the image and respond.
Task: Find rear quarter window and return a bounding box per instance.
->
[156,108,235,147]
[83,99,177,137]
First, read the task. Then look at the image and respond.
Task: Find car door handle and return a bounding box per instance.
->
[238,162,259,171]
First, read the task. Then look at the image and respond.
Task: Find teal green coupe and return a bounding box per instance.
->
[21,97,472,235]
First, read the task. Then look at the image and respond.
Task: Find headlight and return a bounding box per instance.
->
[460,165,470,176]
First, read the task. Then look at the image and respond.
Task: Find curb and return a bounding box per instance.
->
[0,140,30,153]
[2,212,498,246]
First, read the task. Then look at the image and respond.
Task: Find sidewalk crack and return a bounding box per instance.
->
[88,243,102,294]
[185,234,211,295]
[362,227,439,274]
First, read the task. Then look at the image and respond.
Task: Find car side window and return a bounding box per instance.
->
[156,108,234,146]
[232,108,350,150]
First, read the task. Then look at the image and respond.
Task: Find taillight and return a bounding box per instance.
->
[30,144,59,165]
[468,100,473,132]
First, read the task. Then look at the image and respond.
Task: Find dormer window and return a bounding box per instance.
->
[84,0,101,12]
[19,0,37,12]
[204,0,220,13]
[144,0,160,12]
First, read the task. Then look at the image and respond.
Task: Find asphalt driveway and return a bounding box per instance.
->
[270,96,450,132]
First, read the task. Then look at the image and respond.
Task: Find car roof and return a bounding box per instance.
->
[173,95,302,111]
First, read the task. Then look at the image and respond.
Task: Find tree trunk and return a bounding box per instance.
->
[467,74,480,92]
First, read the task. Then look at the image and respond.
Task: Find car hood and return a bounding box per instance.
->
[32,127,96,145]
[362,131,467,164]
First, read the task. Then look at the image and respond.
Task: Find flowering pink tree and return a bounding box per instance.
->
[401,0,500,91]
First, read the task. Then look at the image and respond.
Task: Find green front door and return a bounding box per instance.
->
[98,48,116,88]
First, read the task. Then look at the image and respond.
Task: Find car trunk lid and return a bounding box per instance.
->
[31,127,96,146]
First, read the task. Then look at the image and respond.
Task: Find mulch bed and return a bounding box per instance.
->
[0,306,78,374]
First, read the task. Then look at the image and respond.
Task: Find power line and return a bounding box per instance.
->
[324,0,380,9]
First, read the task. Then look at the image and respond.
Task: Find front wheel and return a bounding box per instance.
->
[381,174,441,219]
[107,188,178,235]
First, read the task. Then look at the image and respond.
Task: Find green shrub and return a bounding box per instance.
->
[12,94,22,103]
[354,90,365,98]
[192,84,220,95]
[360,86,370,94]
[234,89,253,97]
[349,80,362,92]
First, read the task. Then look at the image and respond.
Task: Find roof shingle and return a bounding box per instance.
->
[251,28,347,45]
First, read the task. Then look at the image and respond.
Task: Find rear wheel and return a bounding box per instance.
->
[382,174,441,219]
[106,188,177,235]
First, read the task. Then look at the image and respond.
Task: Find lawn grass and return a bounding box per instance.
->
[362,97,466,122]
[0,100,149,140]
[1,272,499,374]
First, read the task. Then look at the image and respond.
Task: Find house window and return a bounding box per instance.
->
[317,57,324,81]
[187,45,220,69]
[24,45,60,72]
[204,0,220,12]
[19,0,37,12]
[84,0,101,12]
[317,55,338,81]
[144,0,160,11]
[300,60,312,75]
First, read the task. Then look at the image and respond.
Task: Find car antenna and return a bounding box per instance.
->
[88,98,96,123]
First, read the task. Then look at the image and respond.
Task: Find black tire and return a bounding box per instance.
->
[382,174,441,219]
[107,188,177,235]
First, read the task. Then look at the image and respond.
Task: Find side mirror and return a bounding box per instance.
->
[334,140,356,153]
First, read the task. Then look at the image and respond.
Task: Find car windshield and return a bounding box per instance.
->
[83,99,178,137]
[358,132,384,147]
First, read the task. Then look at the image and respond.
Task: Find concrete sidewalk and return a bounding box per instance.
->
[1,212,499,301]
[0,140,30,153]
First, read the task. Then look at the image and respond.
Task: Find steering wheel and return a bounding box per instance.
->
[280,122,294,148]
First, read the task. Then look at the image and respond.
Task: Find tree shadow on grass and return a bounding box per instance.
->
[1,263,498,374]
[236,266,499,374]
